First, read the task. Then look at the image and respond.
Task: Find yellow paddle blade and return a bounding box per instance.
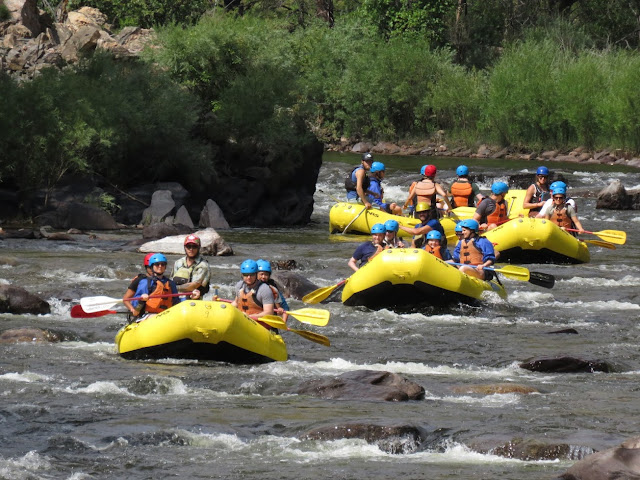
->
[493,265,530,281]
[584,239,616,250]
[302,280,347,304]
[259,315,287,329]
[594,229,626,245]
[286,308,330,326]
[260,315,330,346]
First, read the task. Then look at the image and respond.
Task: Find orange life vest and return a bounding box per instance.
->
[412,180,437,206]
[550,206,574,229]
[425,244,443,259]
[450,181,473,207]
[459,238,484,265]
[145,278,174,313]
[237,281,279,316]
[486,200,508,225]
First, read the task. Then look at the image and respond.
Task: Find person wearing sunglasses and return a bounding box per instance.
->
[131,253,200,319]
[538,185,585,235]
[523,166,552,217]
[171,234,211,298]
[231,259,276,321]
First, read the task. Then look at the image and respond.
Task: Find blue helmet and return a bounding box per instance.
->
[256,259,271,273]
[420,165,427,176]
[370,161,385,173]
[455,223,463,233]
[426,230,442,240]
[550,181,566,191]
[148,253,167,266]
[459,219,479,232]
[240,259,258,274]
[371,223,386,234]
[536,166,549,176]
[552,185,567,196]
[491,181,509,195]
[384,220,399,232]
[456,165,469,176]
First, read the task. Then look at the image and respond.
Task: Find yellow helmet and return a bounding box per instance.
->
[415,202,430,213]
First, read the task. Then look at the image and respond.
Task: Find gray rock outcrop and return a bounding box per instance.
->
[0,284,50,314]
[199,199,230,230]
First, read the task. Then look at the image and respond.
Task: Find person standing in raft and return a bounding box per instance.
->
[450,219,496,280]
[367,162,403,215]
[473,181,510,231]
[348,223,386,271]
[131,253,200,319]
[170,234,211,298]
[383,220,406,249]
[448,165,484,208]
[124,252,155,316]
[537,184,585,236]
[398,202,446,249]
[345,152,374,209]
[231,259,276,321]
[424,230,452,260]
[256,259,290,322]
[403,164,452,215]
[523,166,551,217]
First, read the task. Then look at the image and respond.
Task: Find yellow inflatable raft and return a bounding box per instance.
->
[484,217,590,264]
[115,300,288,363]
[330,190,530,243]
[341,248,507,309]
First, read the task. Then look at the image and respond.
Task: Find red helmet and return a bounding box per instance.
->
[423,165,437,177]
[184,234,201,247]
[143,253,155,267]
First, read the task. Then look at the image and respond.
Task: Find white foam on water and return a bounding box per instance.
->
[42,268,115,284]
[0,451,51,478]
[60,341,116,354]
[427,392,523,407]
[552,299,640,311]
[507,290,555,308]
[64,381,135,396]
[560,275,640,287]
[0,371,52,383]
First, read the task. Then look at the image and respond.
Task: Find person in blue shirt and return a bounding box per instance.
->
[398,202,446,249]
[348,223,386,271]
[367,162,403,215]
[345,152,374,208]
[450,219,496,280]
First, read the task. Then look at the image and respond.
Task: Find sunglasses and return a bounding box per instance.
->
[553,196,565,200]
[242,273,256,277]
[185,245,199,249]
[153,262,167,267]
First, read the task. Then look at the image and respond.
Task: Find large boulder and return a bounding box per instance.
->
[35,202,119,230]
[519,356,615,373]
[139,227,233,256]
[270,271,319,300]
[596,179,631,209]
[0,328,64,343]
[142,223,192,240]
[0,285,50,314]
[141,190,176,225]
[296,370,425,402]
[4,0,40,36]
[560,436,640,479]
[199,199,230,230]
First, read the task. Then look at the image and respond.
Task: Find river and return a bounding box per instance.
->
[1,154,639,479]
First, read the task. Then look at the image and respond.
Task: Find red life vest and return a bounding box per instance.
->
[486,200,508,225]
[550,206,574,229]
[450,181,473,207]
[145,277,174,313]
[459,238,484,265]
[425,244,443,259]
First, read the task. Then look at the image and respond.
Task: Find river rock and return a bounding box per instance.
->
[596,179,631,209]
[302,424,430,454]
[141,190,176,225]
[559,436,640,479]
[0,228,41,239]
[270,271,318,300]
[450,383,539,395]
[4,0,41,37]
[35,201,119,230]
[519,356,614,373]
[296,370,425,401]
[199,199,230,230]
[174,206,194,229]
[0,328,63,343]
[471,437,594,461]
[0,285,50,314]
[142,223,193,240]
[139,228,233,256]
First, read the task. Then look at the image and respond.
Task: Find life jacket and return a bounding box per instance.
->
[450,181,474,207]
[172,257,210,294]
[144,277,174,313]
[459,238,484,265]
[486,199,508,225]
[424,244,443,259]
[412,180,437,206]
[550,206,574,229]
[345,166,370,193]
[528,183,551,217]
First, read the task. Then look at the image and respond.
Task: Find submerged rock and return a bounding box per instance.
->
[471,437,594,461]
[0,328,63,343]
[0,285,50,314]
[559,436,640,479]
[271,271,318,300]
[450,383,539,395]
[519,356,615,373]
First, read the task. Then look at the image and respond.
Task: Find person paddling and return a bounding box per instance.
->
[171,234,211,298]
[398,203,446,249]
[367,162,403,215]
[231,259,276,322]
[123,252,155,316]
[403,165,452,215]
[449,165,483,208]
[473,181,510,231]
[348,223,386,271]
[345,152,374,209]
[523,166,551,217]
[537,184,585,236]
[450,219,496,280]
[131,253,200,320]
[256,259,290,322]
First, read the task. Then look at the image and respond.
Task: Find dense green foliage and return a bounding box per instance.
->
[0,55,211,201]
[0,1,10,22]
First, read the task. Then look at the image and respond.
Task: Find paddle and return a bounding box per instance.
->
[342,206,367,234]
[584,239,616,250]
[80,292,191,313]
[565,228,626,245]
[214,298,330,326]
[257,315,330,347]
[70,305,118,318]
[448,262,555,289]
[302,279,348,304]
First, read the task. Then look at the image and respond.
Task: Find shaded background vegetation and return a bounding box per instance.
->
[3,0,640,206]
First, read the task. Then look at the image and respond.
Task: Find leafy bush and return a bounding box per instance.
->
[0,1,10,22]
